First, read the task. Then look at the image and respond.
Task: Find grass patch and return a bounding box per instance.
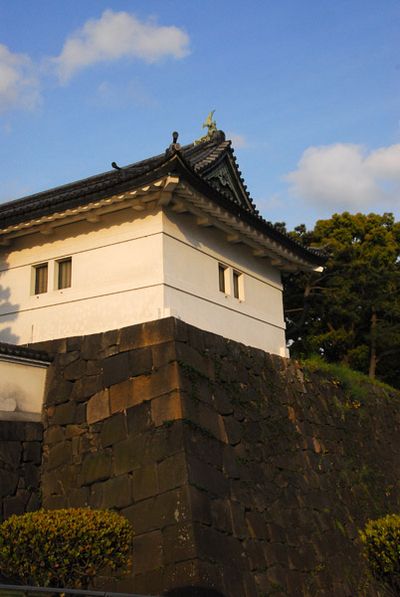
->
[301,355,398,403]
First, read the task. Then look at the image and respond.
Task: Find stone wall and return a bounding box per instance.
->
[0,420,42,522]
[30,317,400,597]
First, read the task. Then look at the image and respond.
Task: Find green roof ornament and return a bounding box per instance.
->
[195,110,218,144]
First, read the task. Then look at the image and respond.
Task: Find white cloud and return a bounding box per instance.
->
[53,10,190,83]
[0,44,40,112]
[286,143,400,211]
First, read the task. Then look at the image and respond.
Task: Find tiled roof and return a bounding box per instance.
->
[0,133,255,228]
[0,131,325,266]
[183,138,231,171]
[0,342,52,363]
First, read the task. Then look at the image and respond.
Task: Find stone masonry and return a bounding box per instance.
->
[0,420,42,522]
[1,317,399,596]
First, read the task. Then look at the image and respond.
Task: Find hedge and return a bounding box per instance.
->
[0,508,133,588]
[359,513,400,594]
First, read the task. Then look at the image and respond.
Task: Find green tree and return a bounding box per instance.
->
[282,212,400,388]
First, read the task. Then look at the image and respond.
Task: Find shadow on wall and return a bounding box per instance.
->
[0,249,20,344]
[165,589,226,597]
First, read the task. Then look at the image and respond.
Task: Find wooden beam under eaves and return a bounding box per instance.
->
[226,233,241,244]
[132,202,145,211]
[159,176,179,206]
[253,248,267,257]
[270,258,284,267]
[39,225,54,236]
[171,201,189,213]
[0,237,10,247]
[86,213,101,223]
[196,216,213,227]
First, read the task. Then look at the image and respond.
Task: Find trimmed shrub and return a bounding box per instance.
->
[0,508,133,588]
[359,514,400,594]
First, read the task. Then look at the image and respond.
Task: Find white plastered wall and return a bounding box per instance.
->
[0,358,48,421]
[0,204,288,355]
[0,209,166,344]
[162,210,288,356]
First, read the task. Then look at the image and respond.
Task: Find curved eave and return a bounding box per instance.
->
[168,153,325,270]
[0,151,325,270]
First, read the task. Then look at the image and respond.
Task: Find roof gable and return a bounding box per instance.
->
[180,134,256,213]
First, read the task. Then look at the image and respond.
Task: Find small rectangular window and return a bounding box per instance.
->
[233,270,244,300]
[218,264,227,293]
[233,271,240,298]
[57,258,72,289]
[34,263,48,294]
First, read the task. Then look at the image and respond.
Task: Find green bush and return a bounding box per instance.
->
[0,508,133,588]
[359,514,400,594]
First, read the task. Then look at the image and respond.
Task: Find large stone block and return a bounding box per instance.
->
[133,362,181,406]
[46,440,72,471]
[63,358,86,381]
[93,475,132,509]
[132,464,158,502]
[23,441,42,464]
[126,402,153,435]
[123,496,160,535]
[23,422,43,441]
[151,341,177,369]
[0,421,24,441]
[0,441,22,467]
[187,455,229,498]
[151,391,183,427]
[72,375,103,401]
[175,342,215,380]
[44,425,65,445]
[80,334,102,360]
[87,389,110,424]
[158,452,188,493]
[46,377,74,405]
[3,493,28,518]
[51,401,77,426]
[113,433,145,476]
[67,486,89,508]
[102,351,129,387]
[131,530,163,574]
[23,462,40,489]
[120,318,176,352]
[163,522,197,564]
[109,379,133,413]
[81,451,112,485]
[100,413,127,447]
[0,470,18,498]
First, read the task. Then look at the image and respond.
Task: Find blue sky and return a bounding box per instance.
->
[0,0,399,228]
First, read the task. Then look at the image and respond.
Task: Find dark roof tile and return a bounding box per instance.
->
[0,342,52,363]
[0,133,325,267]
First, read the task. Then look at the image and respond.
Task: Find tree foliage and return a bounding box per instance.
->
[282,212,400,388]
[0,508,133,588]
